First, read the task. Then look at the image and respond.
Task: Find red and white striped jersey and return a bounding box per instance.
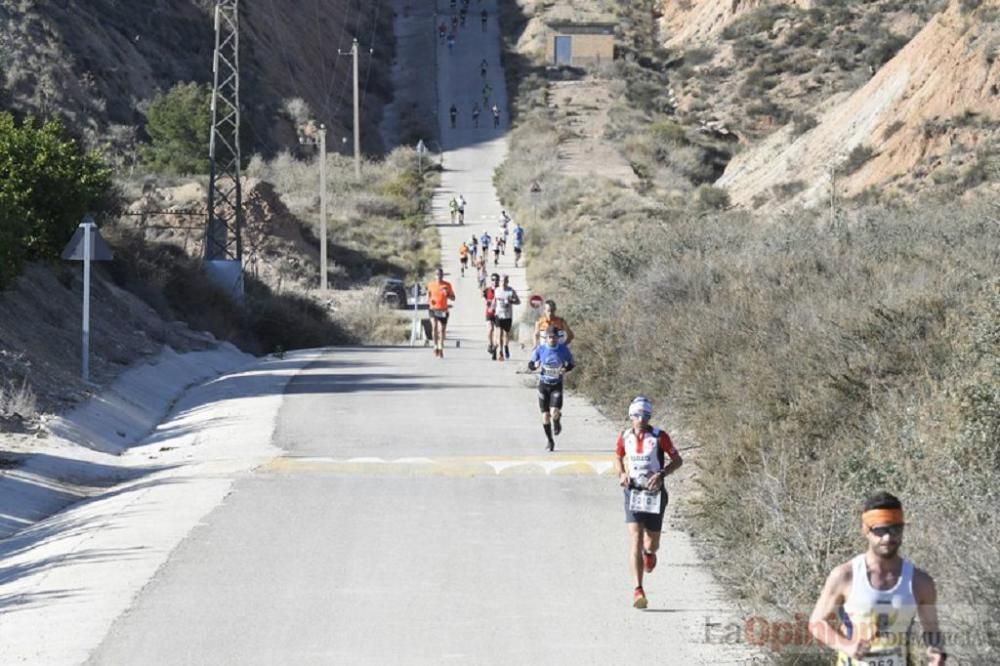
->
[615,426,680,481]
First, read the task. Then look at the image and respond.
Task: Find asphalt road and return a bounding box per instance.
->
[87,2,751,663]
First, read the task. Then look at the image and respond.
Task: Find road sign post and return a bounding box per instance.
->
[61,215,114,383]
[416,139,427,174]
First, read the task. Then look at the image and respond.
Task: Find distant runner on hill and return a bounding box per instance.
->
[808,492,946,666]
[459,242,469,277]
[511,222,524,267]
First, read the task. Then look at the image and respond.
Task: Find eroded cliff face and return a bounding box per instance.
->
[0,0,391,156]
[715,0,1000,209]
[660,0,811,47]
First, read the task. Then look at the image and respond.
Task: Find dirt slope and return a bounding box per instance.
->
[716,0,1000,210]
[126,179,320,293]
[0,0,391,155]
[660,0,811,47]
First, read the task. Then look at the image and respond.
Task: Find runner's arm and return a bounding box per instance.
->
[808,565,861,656]
[562,347,575,373]
[614,435,628,486]
[914,569,946,664]
[563,320,575,345]
[658,432,682,475]
[527,346,540,371]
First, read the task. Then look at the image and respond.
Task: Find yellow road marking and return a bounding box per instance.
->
[260,454,616,477]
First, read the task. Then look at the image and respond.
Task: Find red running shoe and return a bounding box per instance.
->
[633,586,647,609]
[642,551,657,573]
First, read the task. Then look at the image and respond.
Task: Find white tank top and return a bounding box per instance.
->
[837,555,917,665]
[494,287,514,318]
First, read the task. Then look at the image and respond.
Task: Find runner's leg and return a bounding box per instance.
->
[628,523,645,590]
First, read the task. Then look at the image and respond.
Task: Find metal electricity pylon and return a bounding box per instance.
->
[205,0,243,263]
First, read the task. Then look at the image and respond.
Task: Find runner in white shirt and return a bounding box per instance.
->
[491,274,520,361]
[614,396,683,609]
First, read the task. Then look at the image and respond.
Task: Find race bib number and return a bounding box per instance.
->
[541,363,563,378]
[628,489,662,514]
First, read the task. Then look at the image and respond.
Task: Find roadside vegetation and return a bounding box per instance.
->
[497,0,1000,662]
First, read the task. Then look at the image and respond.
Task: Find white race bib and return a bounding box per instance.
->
[628,489,662,514]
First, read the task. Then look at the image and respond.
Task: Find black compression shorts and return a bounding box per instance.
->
[623,488,669,532]
[537,381,563,412]
[495,317,512,332]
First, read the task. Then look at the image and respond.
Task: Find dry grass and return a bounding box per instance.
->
[246,147,440,285]
[0,377,36,419]
[496,3,1000,659]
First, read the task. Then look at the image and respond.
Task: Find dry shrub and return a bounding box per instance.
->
[531,197,1000,662]
[0,377,37,418]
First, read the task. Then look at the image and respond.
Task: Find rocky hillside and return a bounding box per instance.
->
[0,0,392,160]
[661,0,1000,209]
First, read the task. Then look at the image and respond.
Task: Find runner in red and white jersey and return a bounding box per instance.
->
[613,396,683,609]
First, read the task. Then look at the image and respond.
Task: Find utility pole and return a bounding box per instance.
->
[319,126,328,289]
[339,38,371,179]
[299,124,328,290]
[352,38,360,179]
[205,0,244,298]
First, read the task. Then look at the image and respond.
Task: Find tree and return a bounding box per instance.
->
[0,113,114,287]
[141,82,213,174]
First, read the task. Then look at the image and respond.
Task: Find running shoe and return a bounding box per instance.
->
[633,587,647,609]
[553,418,561,436]
[643,551,657,574]
[504,345,510,359]
[546,440,554,452]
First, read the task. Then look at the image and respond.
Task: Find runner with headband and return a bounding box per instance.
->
[808,492,946,666]
[614,396,682,609]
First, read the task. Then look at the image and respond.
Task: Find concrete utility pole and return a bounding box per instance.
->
[299,124,328,290]
[319,126,328,289]
[339,38,362,178]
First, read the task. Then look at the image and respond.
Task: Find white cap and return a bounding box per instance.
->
[628,396,652,419]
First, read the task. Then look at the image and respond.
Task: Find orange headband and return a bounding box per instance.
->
[862,508,904,529]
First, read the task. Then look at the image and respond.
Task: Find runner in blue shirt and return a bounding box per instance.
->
[527,325,575,451]
[512,223,525,267]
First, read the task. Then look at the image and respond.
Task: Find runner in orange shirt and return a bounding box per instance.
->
[426,267,456,357]
[459,242,470,277]
[533,300,575,347]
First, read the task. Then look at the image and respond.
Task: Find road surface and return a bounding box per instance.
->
[83,1,754,663]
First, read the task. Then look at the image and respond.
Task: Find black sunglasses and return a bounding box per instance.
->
[868,524,904,538]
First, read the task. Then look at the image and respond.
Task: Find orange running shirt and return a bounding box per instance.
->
[427,280,455,312]
[534,315,573,343]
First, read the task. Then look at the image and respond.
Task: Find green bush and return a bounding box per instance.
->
[0,113,114,287]
[141,82,213,174]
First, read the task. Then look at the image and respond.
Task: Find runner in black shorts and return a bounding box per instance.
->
[614,396,683,609]
[527,326,574,450]
[483,273,500,357]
